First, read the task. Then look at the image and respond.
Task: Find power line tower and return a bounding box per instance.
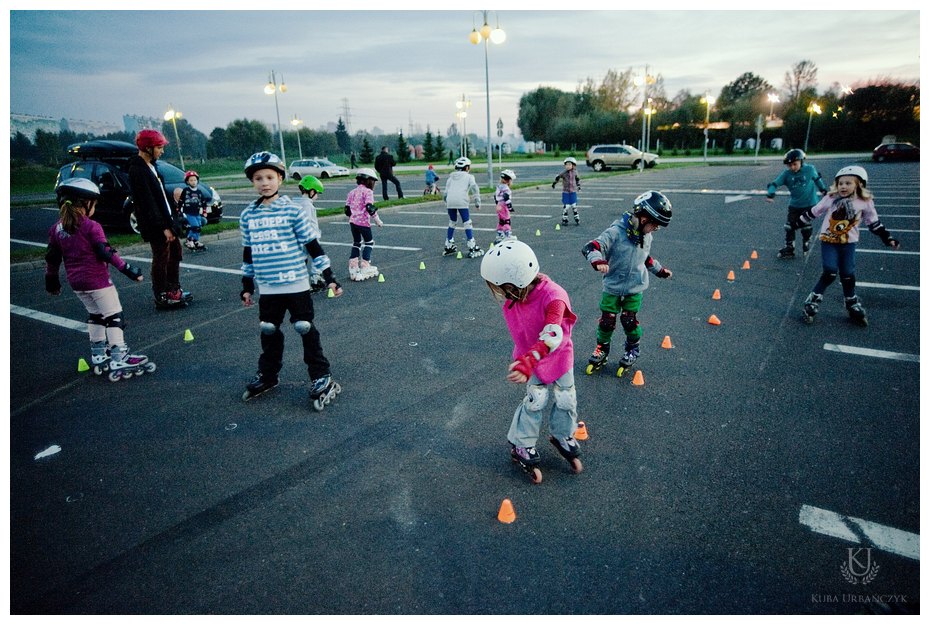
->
[340,98,352,134]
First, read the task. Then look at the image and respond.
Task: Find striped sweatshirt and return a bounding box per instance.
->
[240,195,312,294]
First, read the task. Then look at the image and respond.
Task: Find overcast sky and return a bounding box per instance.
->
[7,5,922,140]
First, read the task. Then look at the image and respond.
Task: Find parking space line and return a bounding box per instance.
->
[10,305,86,333]
[857,249,919,255]
[823,344,919,362]
[858,281,919,291]
[397,210,553,219]
[799,505,919,561]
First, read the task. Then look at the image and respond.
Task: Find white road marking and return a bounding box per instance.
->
[857,248,919,255]
[11,238,46,247]
[879,214,920,218]
[857,281,919,291]
[397,210,553,219]
[799,505,919,561]
[823,343,919,362]
[10,305,87,333]
[725,195,752,203]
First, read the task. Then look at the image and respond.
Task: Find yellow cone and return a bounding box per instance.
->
[555,224,561,231]
[419,261,426,270]
[77,358,90,373]
[327,288,335,298]
[456,251,463,259]
[184,329,194,342]
[535,229,541,236]
[378,273,385,282]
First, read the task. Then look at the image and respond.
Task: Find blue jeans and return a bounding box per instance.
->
[814,242,857,296]
[185,214,206,241]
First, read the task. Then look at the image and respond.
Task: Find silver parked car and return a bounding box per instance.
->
[585,144,659,171]
[287,157,350,180]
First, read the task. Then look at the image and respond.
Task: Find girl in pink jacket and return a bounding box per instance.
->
[480,240,583,483]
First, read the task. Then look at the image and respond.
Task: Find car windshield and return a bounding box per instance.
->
[317,159,336,167]
[58,163,93,183]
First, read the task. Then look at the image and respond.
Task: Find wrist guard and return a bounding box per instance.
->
[241,275,255,300]
[45,274,61,294]
[120,263,142,281]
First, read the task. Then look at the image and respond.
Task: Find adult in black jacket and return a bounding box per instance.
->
[374,146,404,201]
[128,129,190,308]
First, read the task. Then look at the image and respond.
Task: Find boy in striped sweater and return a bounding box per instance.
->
[239,152,342,411]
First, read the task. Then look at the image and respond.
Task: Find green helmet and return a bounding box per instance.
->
[298,175,324,195]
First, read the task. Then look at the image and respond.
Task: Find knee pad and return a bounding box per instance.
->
[820,270,838,286]
[87,313,106,327]
[523,385,548,413]
[784,222,795,232]
[800,225,813,236]
[448,219,458,229]
[260,321,278,335]
[293,320,313,335]
[463,219,474,229]
[102,311,126,329]
[620,310,639,333]
[553,385,577,411]
[598,311,617,332]
[363,238,375,247]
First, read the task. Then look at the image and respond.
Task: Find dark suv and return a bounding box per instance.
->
[55,140,223,233]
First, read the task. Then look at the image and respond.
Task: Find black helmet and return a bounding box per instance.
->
[632,190,672,227]
[783,149,806,164]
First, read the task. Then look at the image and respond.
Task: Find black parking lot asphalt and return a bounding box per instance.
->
[9,159,920,614]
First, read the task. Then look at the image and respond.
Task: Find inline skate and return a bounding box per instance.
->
[106,344,156,382]
[801,239,812,257]
[242,371,279,401]
[585,342,610,375]
[466,239,484,258]
[510,444,543,484]
[155,288,192,310]
[845,296,868,326]
[309,374,341,411]
[443,239,458,256]
[777,243,796,259]
[548,435,583,474]
[561,208,569,226]
[616,340,640,378]
[572,206,580,225]
[801,292,822,324]
[90,341,110,375]
[352,260,379,282]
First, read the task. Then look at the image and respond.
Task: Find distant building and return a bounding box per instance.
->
[11,112,126,140]
[123,114,161,134]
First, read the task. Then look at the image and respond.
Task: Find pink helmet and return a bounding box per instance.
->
[184,170,199,182]
[135,129,168,150]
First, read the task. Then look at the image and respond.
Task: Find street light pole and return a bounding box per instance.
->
[291,115,303,159]
[455,94,471,157]
[634,69,655,173]
[470,11,506,189]
[164,105,184,170]
[701,93,716,164]
[264,70,287,165]
[767,93,780,120]
[804,101,822,152]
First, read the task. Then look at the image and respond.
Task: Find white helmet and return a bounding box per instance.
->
[454,156,472,170]
[480,239,539,289]
[56,177,101,202]
[563,157,577,165]
[355,167,380,181]
[835,165,868,186]
[500,169,516,181]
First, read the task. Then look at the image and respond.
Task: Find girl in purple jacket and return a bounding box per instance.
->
[45,179,155,381]
[480,239,583,484]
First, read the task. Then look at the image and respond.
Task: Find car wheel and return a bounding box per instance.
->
[292,172,302,180]
[320,172,330,179]
[877,155,886,162]
[632,159,642,169]
[129,211,140,235]
[646,160,656,169]
[591,160,605,172]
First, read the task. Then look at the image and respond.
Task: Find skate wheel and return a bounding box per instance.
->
[107,370,122,382]
[570,458,584,474]
[93,365,105,375]
[242,390,252,401]
[312,398,325,411]
[133,369,145,376]
[144,362,157,373]
[585,364,594,375]
[529,468,543,484]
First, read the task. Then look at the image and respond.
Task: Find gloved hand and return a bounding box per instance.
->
[45,274,61,295]
[120,263,143,282]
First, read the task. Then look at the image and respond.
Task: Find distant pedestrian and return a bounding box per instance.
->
[350,151,358,169]
[128,129,191,309]
[177,170,208,251]
[552,156,582,226]
[374,146,404,200]
[344,168,384,282]
[765,149,828,259]
[480,239,582,484]
[448,150,454,166]
[797,165,899,326]
[442,156,483,258]
[494,169,517,243]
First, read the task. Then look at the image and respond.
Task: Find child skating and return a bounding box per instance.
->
[344,168,384,281]
[480,239,582,484]
[795,165,899,326]
[44,178,155,382]
[442,156,484,258]
[582,190,673,377]
[552,156,582,226]
[177,170,209,251]
[296,175,335,294]
[494,169,517,243]
[239,152,342,410]
[765,149,827,258]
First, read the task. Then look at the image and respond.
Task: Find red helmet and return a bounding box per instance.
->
[184,170,199,182]
[135,129,169,150]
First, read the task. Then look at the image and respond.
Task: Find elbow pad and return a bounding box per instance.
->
[366,203,377,216]
[869,221,895,245]
[538,324,563,351]
[92,241,117,263]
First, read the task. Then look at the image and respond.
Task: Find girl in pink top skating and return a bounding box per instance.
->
[344,168,384,281]
[480,239,582,483]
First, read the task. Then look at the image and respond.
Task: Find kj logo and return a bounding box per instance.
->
[840,548,879,585]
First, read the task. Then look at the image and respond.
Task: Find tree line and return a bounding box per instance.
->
[517,60,920,153]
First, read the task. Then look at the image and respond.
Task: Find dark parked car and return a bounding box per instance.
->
[872,142,919,162]
[55,140,223,233]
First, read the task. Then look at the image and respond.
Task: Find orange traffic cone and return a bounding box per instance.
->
[708,314,722,325]
[727,270,736,281]
[497,498,516,524]
[742,260,751,270]
[712,289,722,300]
[751,250,759,259]
[575,421,589,440]
[631,370,645,386]
[661,335,673,349]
